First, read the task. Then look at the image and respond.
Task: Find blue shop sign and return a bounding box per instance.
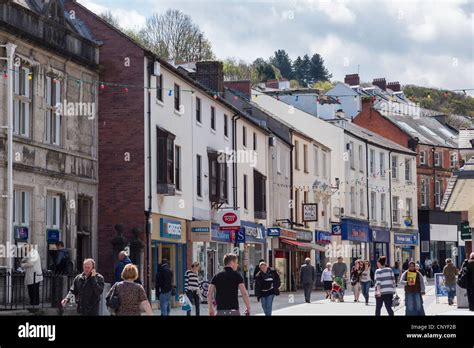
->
[370,228,390,243]
[394,233,418,245]
[267,227,281,237]
[160,218,182,239]
[211,223,231,243]
[240,221,265,244]
[316,230,332,244]
[331,223,342,235]
[191,227,210,233]
[14,226,29,241]
[341,218,370,242]
[47,229,60,243]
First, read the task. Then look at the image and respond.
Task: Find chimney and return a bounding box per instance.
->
[265,79,279,89]
[387,81,401,92]
[372,78,387,91]
[344,74,360,86]
[224,80,251,99]
[194,61,224,96]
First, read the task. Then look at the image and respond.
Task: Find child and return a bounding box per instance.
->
[331,281,343,302]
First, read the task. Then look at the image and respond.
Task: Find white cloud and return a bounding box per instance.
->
[77,0,146,29]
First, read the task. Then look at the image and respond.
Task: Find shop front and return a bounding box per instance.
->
[393,230,420,266]
[370,227,390,268]
[420,222,459,268]
[315,230,332,272]
[151,214,187,303]
[340,217,370,267]
[239,221,265,294]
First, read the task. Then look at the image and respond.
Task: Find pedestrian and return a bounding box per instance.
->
[400,261,426,316]
[54,241,71,274]
[424,256,432,279]
[321,262,333,299]
[300,257,315,303]
[254,261,281,316]
[114,251,131,284]
[402,259,409,272]
[155,258,173,316]
[392,261,401,284]
[332,256,348,302]
[416,263,425,277]
[360,260,373,305]
[184,262,201,316]
[253,259,265,280]
[442,258,459,306]
[207,253,251,316]
[61,258,104,315]
[374,256,395,316]
[350,260,362,302]
[464,252,474,311]
[432,260,441,275]
[20,244,43,306]
[106,264,153,316]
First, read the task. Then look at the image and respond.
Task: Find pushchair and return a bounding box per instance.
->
[200,281,210,304]
[331,277,345,302]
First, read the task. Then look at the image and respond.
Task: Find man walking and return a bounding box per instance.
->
[61,258,105,315]
[114,251,131,283]
[155,258,173,316]
[332,256,348,302]
[300,258,315,303]
[208,253,251,316]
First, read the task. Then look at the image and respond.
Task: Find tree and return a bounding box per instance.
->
[293,55,311,86]
[312,80,334,92]
[269,49,293,79]
[100,11,120,27]
[309,53,332,82]
[139,9,215,62]
[223,58,257,82]
[253,58,276,82]
[292,56,303,84]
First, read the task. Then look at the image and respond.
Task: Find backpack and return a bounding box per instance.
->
[457,260,469,289]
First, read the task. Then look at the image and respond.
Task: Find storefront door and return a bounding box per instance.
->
[206,248,217,281]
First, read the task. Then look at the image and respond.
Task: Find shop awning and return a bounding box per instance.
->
[280,238,326,252]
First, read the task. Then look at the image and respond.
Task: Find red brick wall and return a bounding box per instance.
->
[65,1,146,282]
[224,80,251,98]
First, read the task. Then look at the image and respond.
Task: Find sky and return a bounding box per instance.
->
[77,0,474,92]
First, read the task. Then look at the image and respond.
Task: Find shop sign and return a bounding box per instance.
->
[404,218,413,227]
[218,210,241,231]
[302,203,318,222]
[236,229,246,243]
[394,233,418,245]
[331,223,341,235]
[267,227,281,237]
[280,228,297,240]
[316,230,332,244]
[190,221,211,242]
[341,219,370,242]
[160,218,182,239]
[14,226,29,241]
[460,221,472,240]
[296,230,313,242]
[211,224,231,243]
[371,228,390,243]
[435,273,448,297]
[47,229,60,243]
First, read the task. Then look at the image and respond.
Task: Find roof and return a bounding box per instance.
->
[328,119,416,155]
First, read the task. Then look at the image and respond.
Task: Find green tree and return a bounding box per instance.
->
[312,80,334,92]
[269,49,293,79]
[100,11,119,27]
[223,57,257,82]
[309,53,332,82]
[253,58,276,82]
[292,56,303,84]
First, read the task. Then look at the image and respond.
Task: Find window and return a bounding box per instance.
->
[276,146,281,174]
[13,65,31,137]
[243,126,247,147]
[45,76,61,145]
[156,74,163,101]
[421,178,428,207]
[224,114,228,137]
[196,155,202,197]
[175,145,181,191]
[174,83,180,111]
[195,97,201,123]
[322,151,328,179]
[253,132,257,151]
[450,153,457,168]
[46,194,61,229]
[208,151,228,203]
[13,190,30,227]
[77,196,92,233]
[380,193,386,222]
[370,191,376,220]
[369,149,375,175]
[303,144,308,173]
[380,152,385,177]
[313,146,319,175]
[435,180,442,207]
[359,188,364,216]
[350,186,356,214]
[243,174,248,209]
[157,127,175,193]
[391,156,398,179]
[405,159,412,182]
[358,145,363,172]
[392,196,399,223]
[406,198,412,218]
[420,151,426,165]
[434,152,441,167]
[253,170,267,219]
[295,140,300,170]
[211,106,216,131]
[348,142,354,169]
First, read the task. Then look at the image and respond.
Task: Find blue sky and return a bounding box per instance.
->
[78,0,473,92]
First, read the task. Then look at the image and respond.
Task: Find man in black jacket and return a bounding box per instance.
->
[300,258,315,303]
[61,258,104,315]
[156,258,173,316]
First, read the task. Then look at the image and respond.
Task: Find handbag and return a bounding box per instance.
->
[392,292,401,307]
[106,284,121,310]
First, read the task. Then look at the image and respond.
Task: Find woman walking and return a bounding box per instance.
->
[360,260,373,305]
[374,256,396,316]
[400,261,425,316]
[392,261,401,285]
[106,264,153,316]
[21,245,43,306]
[321,263,333,299]
[442,259,458,306]
[255,261,281,316]
[350,260,362,302]
[184,262,201,316]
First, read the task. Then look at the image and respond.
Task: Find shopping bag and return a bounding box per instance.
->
[181,294,193,312]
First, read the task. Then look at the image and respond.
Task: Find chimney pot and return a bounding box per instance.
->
[344,74,360,86]
[372,78,387,91]
[194,61,224,95]
[387,81,401,92]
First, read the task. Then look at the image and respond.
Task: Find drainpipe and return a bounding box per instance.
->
[145,61,153,298]
[232,113,240,250]
[289,132,294,230]
[388,150,393,262]
[365,141,370,260]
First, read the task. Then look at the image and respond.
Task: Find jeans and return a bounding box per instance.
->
[361,281,371,303]
[185,290,200,316]
[445,284,456,305]
[405,292,425,316]
[303,283,313,302]
[375,294,394,316]
[159,291,172,316]
[27,282,40,306]
[260,294,275,316]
